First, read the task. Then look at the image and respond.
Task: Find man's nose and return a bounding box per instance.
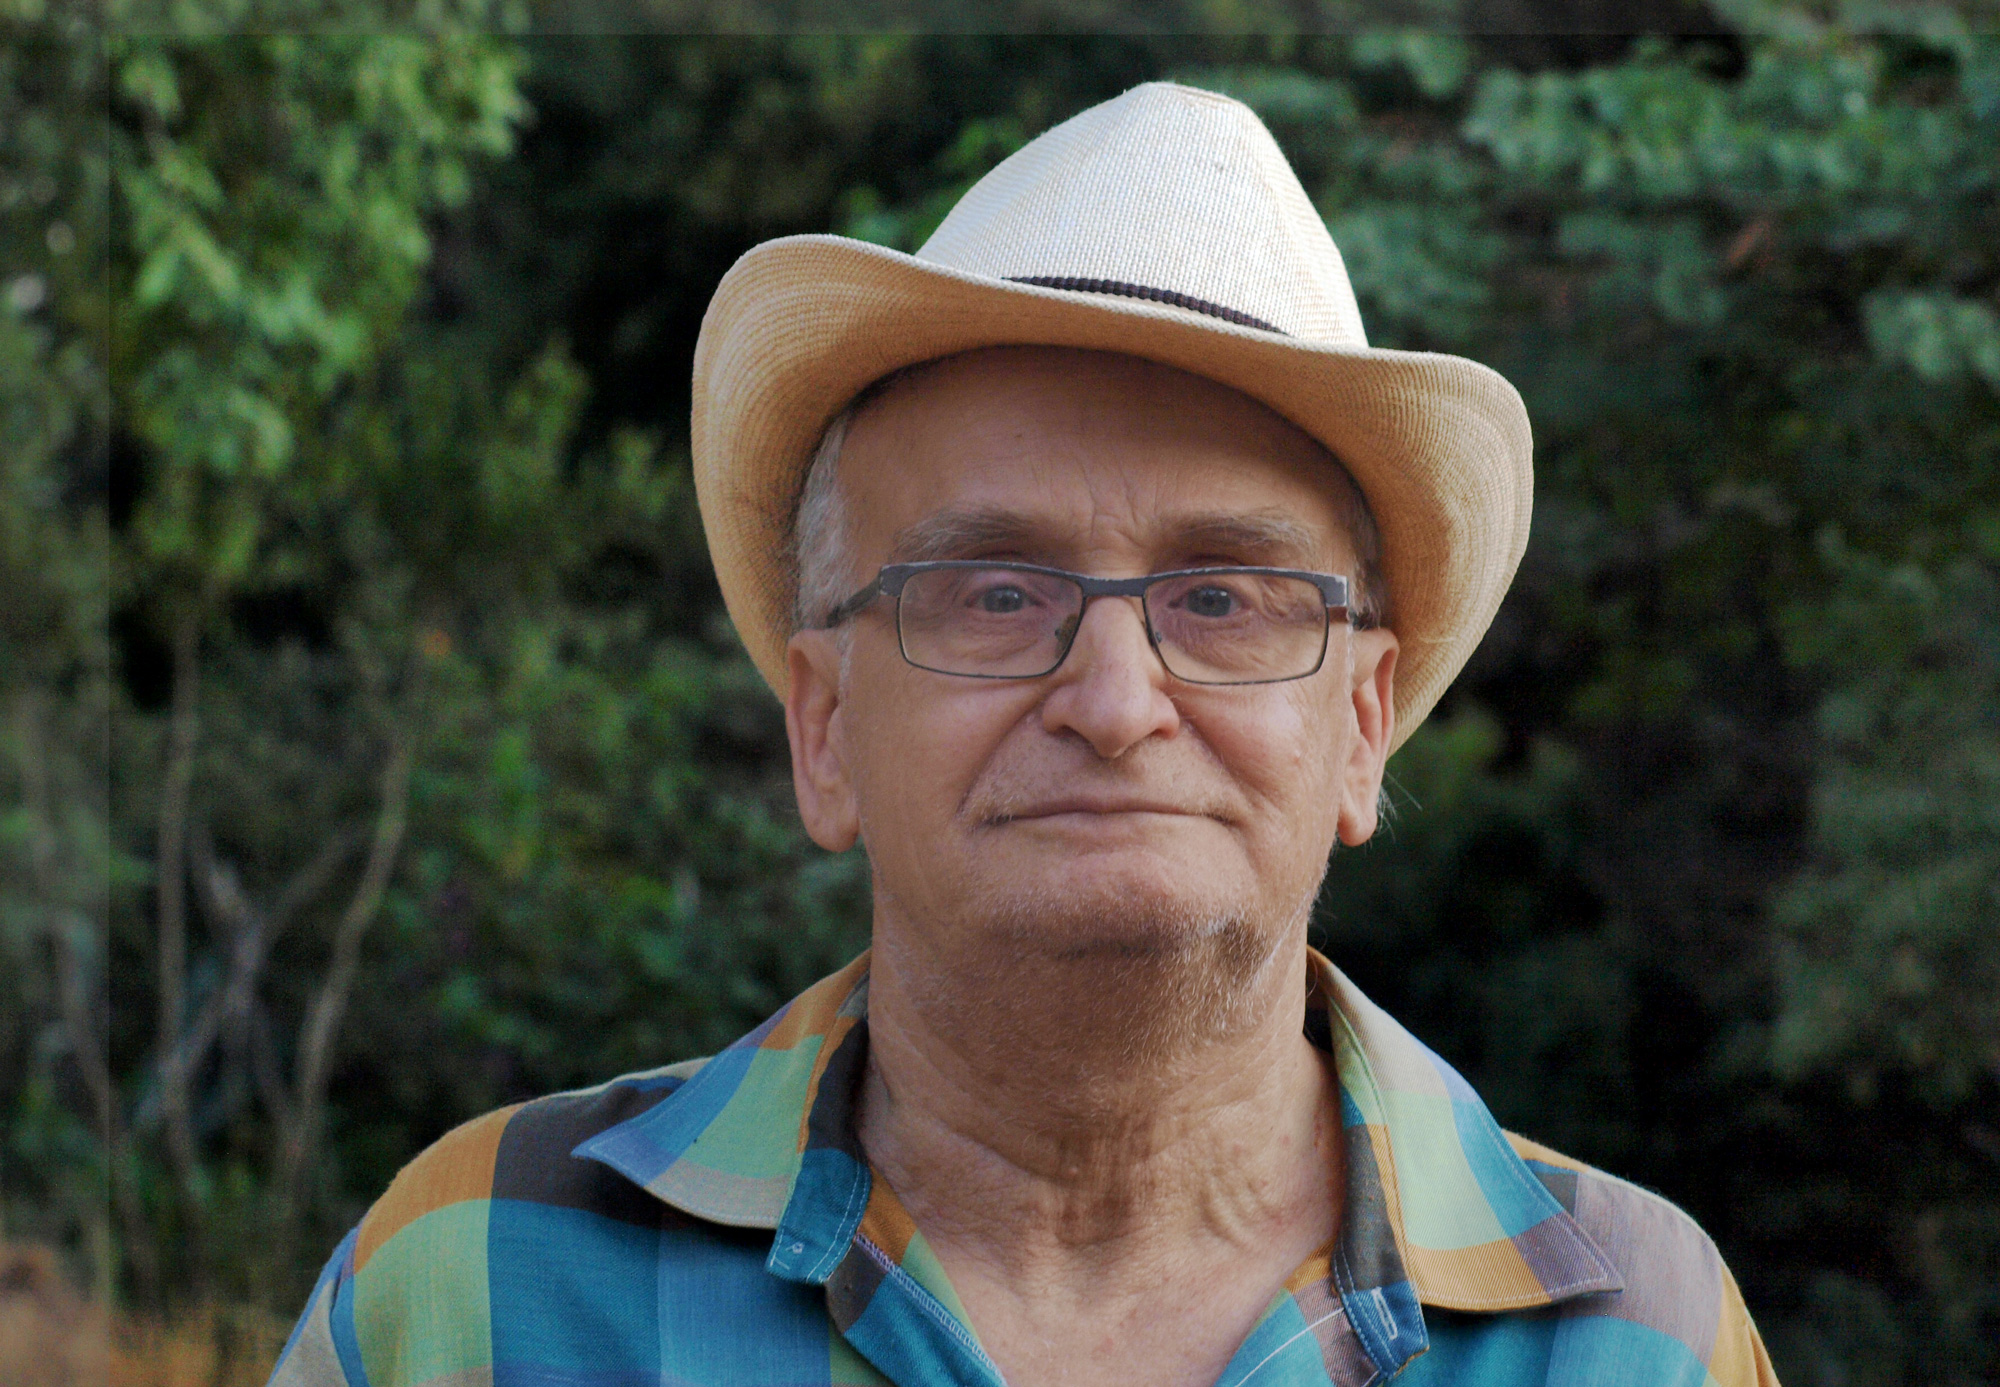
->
[1039,595,1181,758]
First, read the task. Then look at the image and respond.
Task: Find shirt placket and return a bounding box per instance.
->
[761,966,1427,1387]
[760,1012,1007,1387]
[1211,1277,1384,1387]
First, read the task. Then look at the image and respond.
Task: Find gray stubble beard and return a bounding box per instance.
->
[872,856,1327,1078]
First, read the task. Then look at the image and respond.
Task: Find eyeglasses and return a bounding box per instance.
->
[819,561,1353,685]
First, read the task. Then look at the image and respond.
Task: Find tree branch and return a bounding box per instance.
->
[178,820,366,1135]
[179,823,270,1098]
[267,820,371,940]
[275,731,415,1238]
[248,1001,295,1138]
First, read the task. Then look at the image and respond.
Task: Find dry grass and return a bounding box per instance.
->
[0,1243,109,1387]
[0,1243,286,1387]
[110,1301,288,1387]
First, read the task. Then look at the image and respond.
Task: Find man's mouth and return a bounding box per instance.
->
[990,798,1209,823]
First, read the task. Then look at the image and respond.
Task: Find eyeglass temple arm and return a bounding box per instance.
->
[818,576,884,630]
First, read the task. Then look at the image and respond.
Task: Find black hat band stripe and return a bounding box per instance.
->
[1006,276,1287,336]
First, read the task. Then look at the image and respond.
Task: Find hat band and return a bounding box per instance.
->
[1006,275,1285,336]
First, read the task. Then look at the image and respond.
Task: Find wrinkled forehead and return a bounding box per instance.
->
[836,347,1355,569]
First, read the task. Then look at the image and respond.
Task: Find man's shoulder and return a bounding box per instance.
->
[271,1059,755,1387]
[355,1058,712,1265]
[1499,1133,1777,1387]
[1504,1131,1721,1280]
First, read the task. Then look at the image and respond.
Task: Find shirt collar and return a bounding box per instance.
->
[575,948,1621,1323]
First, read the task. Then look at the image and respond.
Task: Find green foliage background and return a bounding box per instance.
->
[2,2,1996,1383]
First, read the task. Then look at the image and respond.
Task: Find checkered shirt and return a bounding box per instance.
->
[269,950,1779,1387]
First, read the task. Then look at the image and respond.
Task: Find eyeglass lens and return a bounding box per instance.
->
[894,567,1331,684]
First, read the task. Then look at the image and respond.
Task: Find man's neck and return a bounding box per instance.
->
[855,922,1344,1387]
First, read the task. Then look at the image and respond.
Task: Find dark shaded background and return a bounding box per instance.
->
[2,3,1996,1384]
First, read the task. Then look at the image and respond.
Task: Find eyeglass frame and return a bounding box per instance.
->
[816,560,1357,686]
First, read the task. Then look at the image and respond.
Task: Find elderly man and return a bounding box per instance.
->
[271,84,1776,1387]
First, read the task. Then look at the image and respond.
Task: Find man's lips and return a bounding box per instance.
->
[989,798,1213,822]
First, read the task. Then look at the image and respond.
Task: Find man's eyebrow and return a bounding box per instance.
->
[887,509,1048,563]
[884,508,1332,566]
[1168,511,1328,564]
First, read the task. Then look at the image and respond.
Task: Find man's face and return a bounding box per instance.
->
[786,347,1397,980]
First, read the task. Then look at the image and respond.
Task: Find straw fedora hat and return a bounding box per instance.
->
[692,80,1531,754]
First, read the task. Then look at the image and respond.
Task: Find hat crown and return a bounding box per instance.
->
[918,82,1367,347]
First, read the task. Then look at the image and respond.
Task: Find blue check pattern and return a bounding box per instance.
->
[270,950,1778,1387]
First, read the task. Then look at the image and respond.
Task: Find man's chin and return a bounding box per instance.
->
[874,852,1311,1051]
[975,871,1256,960]
[960,880,1293,1048]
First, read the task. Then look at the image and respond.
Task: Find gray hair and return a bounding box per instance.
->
[793,406,860,632]
[790,377,1389,634]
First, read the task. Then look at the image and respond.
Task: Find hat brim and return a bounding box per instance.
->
[692,234,1532,755]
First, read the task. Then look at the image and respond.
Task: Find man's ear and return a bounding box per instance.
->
[786,630,861,852]
[1336,628,1398,847]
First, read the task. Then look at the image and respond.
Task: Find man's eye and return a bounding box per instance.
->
[1183,586,1239,618]
[977,586,1029,614]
